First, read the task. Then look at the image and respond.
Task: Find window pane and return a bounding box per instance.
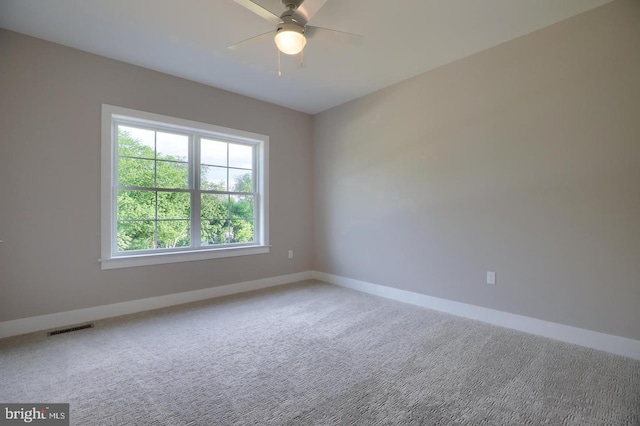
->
[118,125,155,159]
[117,220,154,251]
[117,190,156,220]
[229,143,253,169]
[157,220,190,248]
[118,157,154,187]
[156,160,189,189]
[229,169,253,192]
[158,192,190,219]
[157,132,188,161]
[231,195,253,219]
[230,219,254,243]
[201,194,229,219]
[201,219,230,245]
[201,165,227,191]
[201,139,227,166]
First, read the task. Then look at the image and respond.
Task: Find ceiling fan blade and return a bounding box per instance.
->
[296,0,328,24]
[228,31,275,51]
[305,26,364,46]
[232,0,281,24]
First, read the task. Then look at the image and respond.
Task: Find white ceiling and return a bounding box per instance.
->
[0,0,612,114]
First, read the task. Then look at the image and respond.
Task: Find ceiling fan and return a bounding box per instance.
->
[229,0,363,56]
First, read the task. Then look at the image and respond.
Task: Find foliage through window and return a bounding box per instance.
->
[101,105,269,269]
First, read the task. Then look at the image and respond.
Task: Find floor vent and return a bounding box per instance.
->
[47,323,93,336]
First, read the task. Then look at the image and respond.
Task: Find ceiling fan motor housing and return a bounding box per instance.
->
[277,22,305,35]
[277,13,305,34]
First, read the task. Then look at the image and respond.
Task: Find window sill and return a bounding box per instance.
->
[99,245,270,270]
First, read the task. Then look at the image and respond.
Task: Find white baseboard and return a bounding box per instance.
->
[312,271,640,360]
[5,270,639,360]
[0,271,313,339]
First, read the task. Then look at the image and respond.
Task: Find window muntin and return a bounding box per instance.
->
[101,105,269,269]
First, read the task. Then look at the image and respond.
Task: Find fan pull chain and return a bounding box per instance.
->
[278,49,282,77]
[300,49,304,68]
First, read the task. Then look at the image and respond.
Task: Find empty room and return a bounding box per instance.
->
[0,0,639,424]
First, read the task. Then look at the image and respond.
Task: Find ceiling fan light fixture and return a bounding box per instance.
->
[274,23,306,55]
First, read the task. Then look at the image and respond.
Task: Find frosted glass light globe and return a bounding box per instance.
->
[274,29,306,55]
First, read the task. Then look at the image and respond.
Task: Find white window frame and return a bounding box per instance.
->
[100,104,269,270]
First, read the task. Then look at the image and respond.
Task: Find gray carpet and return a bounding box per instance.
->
[1,280,639,425]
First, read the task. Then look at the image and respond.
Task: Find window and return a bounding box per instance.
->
[101,105,269,269]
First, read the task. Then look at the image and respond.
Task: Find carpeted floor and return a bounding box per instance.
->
[1,280,639,425]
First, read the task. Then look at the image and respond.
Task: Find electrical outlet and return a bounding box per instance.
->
[288,250,294,259]
[487,271,496,285]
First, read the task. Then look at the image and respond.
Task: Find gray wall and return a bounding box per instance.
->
[313,0,640,340]
[0,29,313,322]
